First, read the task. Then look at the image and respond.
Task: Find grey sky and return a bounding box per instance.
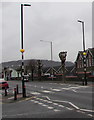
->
[2,2,92,63]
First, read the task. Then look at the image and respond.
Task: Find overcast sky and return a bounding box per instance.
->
[1,2,92,63]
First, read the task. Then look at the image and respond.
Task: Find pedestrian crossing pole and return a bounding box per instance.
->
[78,20,87,86]
[83,52,87,85]
[20,4,31,97]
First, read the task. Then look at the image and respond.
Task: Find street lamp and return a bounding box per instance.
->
[78,20,87,85]
[20,4,31,97]
[40,40,53,78]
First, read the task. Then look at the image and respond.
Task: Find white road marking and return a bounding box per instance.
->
[41,104,48,107]
[42,90,54,93]
[30,100,34,101]
[80,109,94,112]
[54,109,61,112]
[66,107,73,110]
[53,103,58,105]
[41,99,48,102]
[30,92,40,95]
[69,102,79,110]
[51,88,61,91]
[33,101,39,103]
[61,86,89,91]
[53,99,94,115]
[87,114,93,117]
[42,96,51,100]
[77,110,81,113]
[38,102,43,105]
[41,86,43,88]
[58,105,64,108]
[59,83,66,85]
[46,101,53,103]
[47,107,54,109]
[36,98,52,103]
[72,90,77,92]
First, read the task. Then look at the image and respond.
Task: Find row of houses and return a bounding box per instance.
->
[1,47,94,81]
[75,48,94,77]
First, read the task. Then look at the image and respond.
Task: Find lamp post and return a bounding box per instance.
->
[78,20,87,85]
[20,4,31,97]
[40,40,53,79]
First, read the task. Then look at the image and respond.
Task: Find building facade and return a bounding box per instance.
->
[75,48,94,80]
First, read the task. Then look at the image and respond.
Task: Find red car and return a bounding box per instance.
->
[0,79,9,89]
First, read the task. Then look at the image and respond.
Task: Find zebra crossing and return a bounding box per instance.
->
[30,97,74,112]
[29,97,94,118]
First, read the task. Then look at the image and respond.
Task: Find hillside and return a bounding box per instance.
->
[1,59,74,69]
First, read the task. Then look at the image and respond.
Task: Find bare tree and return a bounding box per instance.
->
[27,60,37,81]
[37,60,42,81]
[16,66,22,78]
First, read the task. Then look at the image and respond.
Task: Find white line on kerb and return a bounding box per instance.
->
[80,109,94,112]
[69,102,79,110]
[53,99,94,114]
[53,100,79,109]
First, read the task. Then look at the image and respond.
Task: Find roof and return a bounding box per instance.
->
[75,47,94,62]
[88,48,94,56]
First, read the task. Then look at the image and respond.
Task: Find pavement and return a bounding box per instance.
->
[1,91,35,104]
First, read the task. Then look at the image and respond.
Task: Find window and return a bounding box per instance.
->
[88,54,92,67]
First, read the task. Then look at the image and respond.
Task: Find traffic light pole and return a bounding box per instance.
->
[21,4,26,97]
[78,20,87,85]
[82,22,87,85]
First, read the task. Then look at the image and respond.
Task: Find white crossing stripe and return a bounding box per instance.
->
[87,114,93,117]
[30,92,40,95]
[53,103,58,105]
[51,89,61,91]
[41,104,48,107]
[38,102,43,105]
[33,101,39,103]
[30,98,75,113]
[42,90,54,93]
[54,109,61,112]
[58,105,64,108]
[66,107,73,110]
[47,107,54,109]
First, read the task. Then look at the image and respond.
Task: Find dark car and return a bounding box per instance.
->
[0,79,9,89]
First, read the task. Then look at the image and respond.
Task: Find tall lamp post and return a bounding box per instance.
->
[78,20,87,85]
[40,40,53,78]
[20,4,31,97]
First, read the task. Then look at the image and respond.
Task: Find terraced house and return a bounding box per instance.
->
[75,48,94,80]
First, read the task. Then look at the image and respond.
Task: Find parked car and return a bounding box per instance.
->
[0,78,9,89]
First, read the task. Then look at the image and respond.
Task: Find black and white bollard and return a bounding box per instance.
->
[16,84,19,94]
[24,85,26,97]
[14,88,17,100]
[5,87,7,96]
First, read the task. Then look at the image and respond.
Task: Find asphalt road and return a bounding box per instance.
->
[1,80,94,119]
